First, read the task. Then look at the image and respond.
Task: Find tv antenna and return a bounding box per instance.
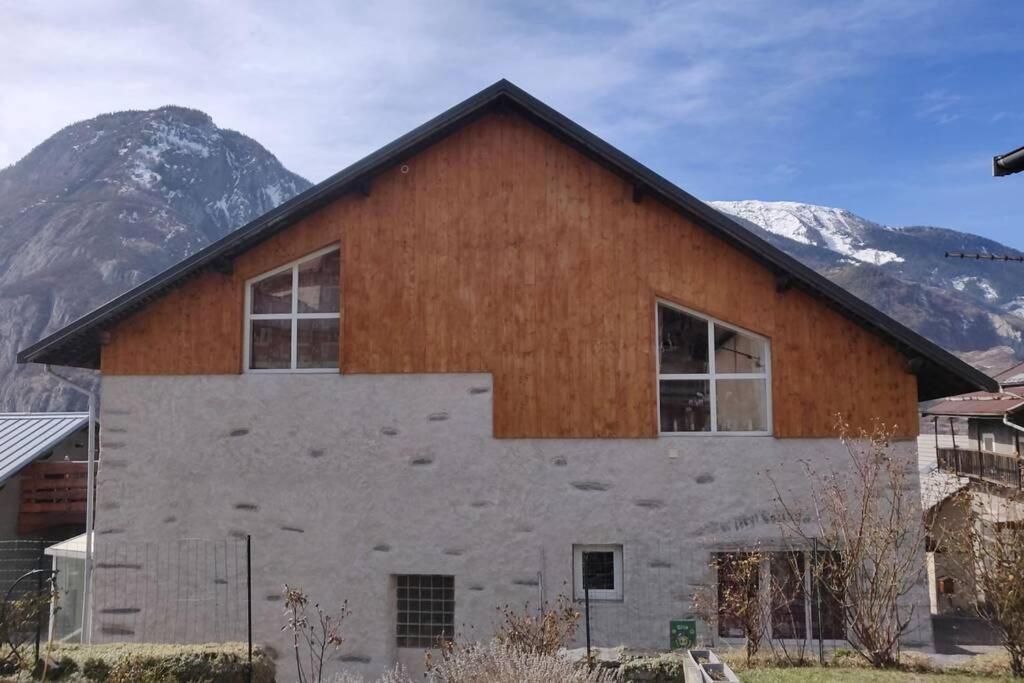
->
[945,252,1024,263]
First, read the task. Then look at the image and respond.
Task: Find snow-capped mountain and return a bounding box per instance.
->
[0,106,310,411]
[712,200,1024,364]
[713,200,906,266]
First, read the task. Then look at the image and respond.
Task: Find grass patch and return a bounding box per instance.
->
[739,667,1015,682]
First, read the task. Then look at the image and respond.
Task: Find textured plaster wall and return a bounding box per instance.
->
[95,374,932,677]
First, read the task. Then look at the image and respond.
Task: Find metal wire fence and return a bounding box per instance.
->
[89,537,250,645]
[0,540,46,599]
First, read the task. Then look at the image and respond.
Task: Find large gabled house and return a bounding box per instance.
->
[18,81,993,676]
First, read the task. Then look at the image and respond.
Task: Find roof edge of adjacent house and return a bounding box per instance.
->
[15,79,996,399]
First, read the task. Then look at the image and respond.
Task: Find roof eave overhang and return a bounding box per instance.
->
[16,80,997,400]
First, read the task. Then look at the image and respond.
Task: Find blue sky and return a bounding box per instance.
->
[2,1,1022,245]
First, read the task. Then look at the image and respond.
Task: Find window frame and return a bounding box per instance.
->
[573,544,624,601]
[981,432,995,453]
[243,244,341,374]
[655,299,773,436]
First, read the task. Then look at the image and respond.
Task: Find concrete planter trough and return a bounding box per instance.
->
[684,649,739,682]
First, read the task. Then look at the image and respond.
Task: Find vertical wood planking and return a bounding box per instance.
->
[101,111,920,438]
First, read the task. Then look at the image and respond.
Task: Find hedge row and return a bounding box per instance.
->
[5,642,274,682]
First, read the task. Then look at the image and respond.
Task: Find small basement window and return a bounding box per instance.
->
[573,544,623,601]
[657,301,771,434]
[396,574,454,648]
[245,245,340,372]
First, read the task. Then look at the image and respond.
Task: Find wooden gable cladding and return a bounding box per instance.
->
[100,111,919,438]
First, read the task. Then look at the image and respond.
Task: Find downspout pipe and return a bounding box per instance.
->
[44,365,96,645]
[1003,413,1024,436]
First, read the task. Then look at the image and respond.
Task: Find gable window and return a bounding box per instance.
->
[657,302,771,434]
[245,245,340,372]
[573,544,623,601]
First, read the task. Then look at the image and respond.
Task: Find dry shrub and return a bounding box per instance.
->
[426,639,615,682]
[770,418,926,669]
[331,665,411,683]
[494,594,581,655]
[692,550,766,665]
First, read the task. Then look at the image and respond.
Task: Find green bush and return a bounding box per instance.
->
[80,657,111,681]
[618,652,687,682]
[12,643,273,683]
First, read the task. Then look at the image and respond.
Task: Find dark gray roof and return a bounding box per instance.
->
[17,79,996,400]
[0,412,89,485]
[994,144,1024,177]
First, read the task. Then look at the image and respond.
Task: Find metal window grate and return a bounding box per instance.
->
[396,574,454,648]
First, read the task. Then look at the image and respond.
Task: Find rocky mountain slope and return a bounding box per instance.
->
[712,200,1024,366]
[0,107,310,411]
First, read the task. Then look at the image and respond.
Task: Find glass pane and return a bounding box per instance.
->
[250,269,293,314]
[658,305,708,374]
[250,319,291,369]
[770,552,806,640]
[297,319,339,368]
[297,250,340,313]
[714,325,766,373]
[716,378,767,432]
[812,552,845,640]
[715,552,759,638]
[582,551,615,591]
[659,380,710,432]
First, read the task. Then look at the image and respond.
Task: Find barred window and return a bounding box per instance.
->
[396,575,454,648]
[573,545,623,601]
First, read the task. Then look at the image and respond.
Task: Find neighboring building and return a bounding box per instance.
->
[0,412,92,617]
[0,412,91,541]
[17,81,993,675]
[919,361,1024,617]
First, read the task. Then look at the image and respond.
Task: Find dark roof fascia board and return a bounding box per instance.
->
[16,80,997,398]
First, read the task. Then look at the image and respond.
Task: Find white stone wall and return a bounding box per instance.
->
[94,373,932,677]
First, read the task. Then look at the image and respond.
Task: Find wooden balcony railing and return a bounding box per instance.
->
[18,461,88,535]
[936,446,1023,490]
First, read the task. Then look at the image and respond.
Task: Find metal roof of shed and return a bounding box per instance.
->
[0,413,89,485]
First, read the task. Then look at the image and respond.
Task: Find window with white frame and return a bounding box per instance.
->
[982,432,995,452]
[245,246,340,371]
[657,302,771,434]
[573,544,623,601]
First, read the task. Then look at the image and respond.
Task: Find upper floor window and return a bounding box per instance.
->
[657,301,771,434]
[244,246,340,372]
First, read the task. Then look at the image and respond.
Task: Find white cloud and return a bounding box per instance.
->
[0,0,968,181]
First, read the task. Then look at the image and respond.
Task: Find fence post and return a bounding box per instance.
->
[813,538,823,665]
[246,535,252,683]
[584,584,592,670]
[34,548,43,666]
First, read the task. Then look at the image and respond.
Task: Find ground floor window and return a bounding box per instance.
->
[573,544,623,601]
[395,574,454,648]
[715,550,844,642]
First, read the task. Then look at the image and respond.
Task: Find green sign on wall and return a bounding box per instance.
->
[669,619,696,649]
